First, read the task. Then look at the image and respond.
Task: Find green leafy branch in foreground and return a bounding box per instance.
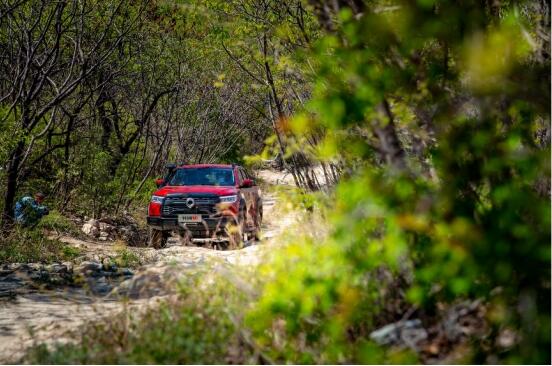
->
[246,1,550,364]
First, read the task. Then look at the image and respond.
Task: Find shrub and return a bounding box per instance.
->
[0,227,81,263]
[36,210,81,237]
[25,267,258,364]
[111,243,142,268]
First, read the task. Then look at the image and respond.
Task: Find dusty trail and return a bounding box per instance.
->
[0,170,297,363]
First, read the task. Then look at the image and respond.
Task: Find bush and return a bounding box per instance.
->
[240,2,550,363]
[111,243,142,268]
[36,210,81,237]
[0,227,81,263]
[25,267,258,364]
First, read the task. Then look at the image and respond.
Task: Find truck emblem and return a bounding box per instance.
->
[186,197,195,208]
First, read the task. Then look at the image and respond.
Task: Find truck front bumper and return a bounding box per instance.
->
[147,215,235,238]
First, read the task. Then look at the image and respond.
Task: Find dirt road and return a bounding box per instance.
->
[0,170,297,363]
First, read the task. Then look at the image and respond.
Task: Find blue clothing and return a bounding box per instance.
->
[14,196,48,226]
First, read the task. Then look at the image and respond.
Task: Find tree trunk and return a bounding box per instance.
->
[2,141,25,224]
[373,99,407,170]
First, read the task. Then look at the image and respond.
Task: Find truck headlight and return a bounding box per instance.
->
[151,195,164,204]
[220,195,237,203]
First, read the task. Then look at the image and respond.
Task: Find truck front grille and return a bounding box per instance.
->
[162,195,219,217]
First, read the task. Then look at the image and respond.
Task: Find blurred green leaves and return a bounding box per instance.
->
[248,0,550,363]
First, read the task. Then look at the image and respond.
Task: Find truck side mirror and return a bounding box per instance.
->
[241,178,254,188]
[155,178,165,187]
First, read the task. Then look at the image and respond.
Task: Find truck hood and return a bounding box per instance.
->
[153,185,237,197]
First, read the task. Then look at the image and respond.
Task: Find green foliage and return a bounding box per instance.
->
[111,244,141,268]
[35,210,81,237]
[245,0,550,364]
[26,268,255,364]
[61,245,81,260]
[246,175,415,363]
[0,227,80,263]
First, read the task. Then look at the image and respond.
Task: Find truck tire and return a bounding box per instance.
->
[253,202,263,240]
[149,228,168,249]
[226,212,245,250]
[178,229,192,246]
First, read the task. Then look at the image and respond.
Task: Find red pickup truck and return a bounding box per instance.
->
[147,164,262,249]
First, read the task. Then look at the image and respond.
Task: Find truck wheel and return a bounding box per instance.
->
[253,207,262,241]
[149,228,168,249]
[226,213,245,250]
[178,229,192,246]
[258,202,263,224]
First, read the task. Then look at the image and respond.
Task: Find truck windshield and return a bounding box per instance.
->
[169,168,235,186]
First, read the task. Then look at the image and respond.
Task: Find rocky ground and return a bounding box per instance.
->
[0,169,297,363]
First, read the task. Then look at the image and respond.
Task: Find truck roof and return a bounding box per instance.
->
[176,164,235,169]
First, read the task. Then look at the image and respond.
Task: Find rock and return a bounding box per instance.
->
[45,263,68,273]
[3,263,21,271]
[101,258,115,271]
[496,328,517,348]
[82,219,100,237]
[93,220,118,240]
[90,270,110,278]
[441,299,485,342]
[370,319,428,351]
[29,270,50,282]
[24,263,44,272]
[122,225,147,246]
[109,266,179,299]
[61,261,74,273]
[0,274,24,295]
[0,290,16,299]
[48,273,69,285]
[79,214,148,246]
[76,261,102,274]
[119,268,134,276]
[88,277,112,295]
[0,269,13,277]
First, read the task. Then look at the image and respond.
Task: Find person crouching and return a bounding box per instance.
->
[14,192,49,227]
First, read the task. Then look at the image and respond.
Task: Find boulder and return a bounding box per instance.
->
[61,261,74,273]
[76,260,102,274]
[81,219,100,237]
[118,225,142,246]
[98,222,116,239]
[80,215,147,245]
[370,319,428,351]
[119,268,134,277]
[45,263,68,273]
[88,276,112,295]
[98,222,110,231]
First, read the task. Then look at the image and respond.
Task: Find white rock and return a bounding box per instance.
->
[369,319,427,351]
[61,261,74,272]
[99,222,114,232]
[82,219,100,237]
